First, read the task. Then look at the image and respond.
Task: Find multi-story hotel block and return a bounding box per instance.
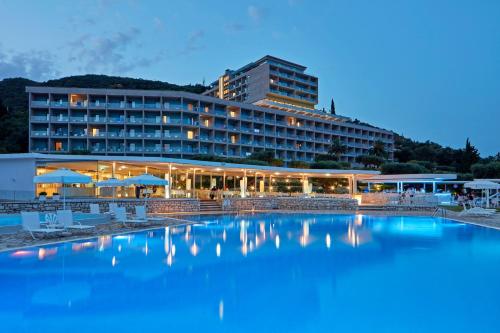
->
[203,55,319,112]
[26,56,394,164]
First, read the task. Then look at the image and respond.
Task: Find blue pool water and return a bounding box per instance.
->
[1,213,500,332]
[0,213,102,227]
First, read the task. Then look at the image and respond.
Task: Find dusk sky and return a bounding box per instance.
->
[0,0,498,156]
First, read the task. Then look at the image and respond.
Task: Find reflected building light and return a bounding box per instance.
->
[185,225,191,241]
[275,235,280,249]
[347,225,359,248]
[166,254,173,266]
[222,229,227,242]
[259,222,266,239]
[111,256,117,267]
[143,241,149,256]
[172,244,176,256]
[219,299,224,321]
[326,233,331,249]
[98,236,112,252]
[10,250,36,258]
[164,227,171,255]
[118,245,122,252]
[241,242,248,256]
[38,247,57,260]
[216,243,221,257]
[71,241,96,252]
[300,222,310,247]
[355,214,363,226]
[190,241,199,256]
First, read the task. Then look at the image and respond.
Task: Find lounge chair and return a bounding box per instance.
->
[459,204,496,217]
[57,210,95,232]
[89,203,100,214]
[134,205,165,222]
[108,203,118,215]
[114,207,150,226]
[21,211,63,239]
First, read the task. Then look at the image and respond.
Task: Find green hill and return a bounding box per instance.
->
[0,75,206,153]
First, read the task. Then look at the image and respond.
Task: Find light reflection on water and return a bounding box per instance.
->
[1,213,500,333]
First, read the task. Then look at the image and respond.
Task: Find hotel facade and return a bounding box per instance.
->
[27,56,394,164]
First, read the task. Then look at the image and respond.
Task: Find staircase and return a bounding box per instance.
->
[199,200,223,212]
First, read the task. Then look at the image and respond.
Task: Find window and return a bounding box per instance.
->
[55,141,63,151]
[187,131,194,139]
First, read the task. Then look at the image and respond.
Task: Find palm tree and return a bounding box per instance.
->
[328,138,348,161]
[369,140,388,158]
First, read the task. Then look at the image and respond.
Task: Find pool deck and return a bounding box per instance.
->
[0,209,499,252]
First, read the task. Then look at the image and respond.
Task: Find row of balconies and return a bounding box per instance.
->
[31,117,392,141]
[30,129,392,149]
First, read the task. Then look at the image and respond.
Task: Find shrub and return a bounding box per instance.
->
[39,191,47,196]
[310,161,344,169]
[408,160,434,172]
[380,162,428,174]
[472,162,500,178]
[356,155,385,168]
[288,161,310,168]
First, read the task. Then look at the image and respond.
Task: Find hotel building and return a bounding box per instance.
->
[27,56,394,164]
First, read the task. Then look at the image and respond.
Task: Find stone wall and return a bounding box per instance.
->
[0,198,200,214]
[222,197,358,211]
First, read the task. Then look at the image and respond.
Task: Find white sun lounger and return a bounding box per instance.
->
[114,207,150,226]
[21,211,63,239]
[108,203,118,215]
[459,204,496,217]
[57,210,95,231]
[89,203,100,214]
[135,205,165,222]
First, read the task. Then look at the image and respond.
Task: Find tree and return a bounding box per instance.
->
[380,162,428,174]
[356,155,384,168]
[471,162,500,178]
[458,138,480,173]
[330,98,336,115]
[328,138,348,161]
[369,140,388,158]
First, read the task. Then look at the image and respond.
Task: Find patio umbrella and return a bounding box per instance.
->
[123,173,169,208]
[34,168,92,209]
[464,180,500,208]
[95,178,126,200]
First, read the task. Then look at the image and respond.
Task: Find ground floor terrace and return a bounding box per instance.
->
[0,153,383,202]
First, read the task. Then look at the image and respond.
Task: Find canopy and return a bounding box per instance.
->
[33,168,91,209]
[95,178,126,187]
[464,180,500,190]
[124,173,168,186]
[34,168,92,184]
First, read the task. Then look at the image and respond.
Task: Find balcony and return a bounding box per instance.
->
[144,118,163,124]
[144,103,161,110]
[70,101,88,108]
[31,100,50,107]
[50,101,69,108]
[107,102,126,109]
[31,130,49,137]
[51,131,68,137]
[69,116,88,123]
[89,131,107,138]
[89,116,107,123]
[126,117,143,124]
[31,115,49,122]
[144,132,162,139]
[126,132,143,138]
[89,101,106,108]
[32,146,49,152]
[51,116,69,122]
[90,146,107,153]
[108,132,125,138]
[108,117,125,124]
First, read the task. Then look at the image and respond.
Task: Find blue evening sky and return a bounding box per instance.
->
[0,0,498,156]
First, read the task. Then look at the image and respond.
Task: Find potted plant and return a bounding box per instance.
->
[52,192,60,200]
[39,191,47,201]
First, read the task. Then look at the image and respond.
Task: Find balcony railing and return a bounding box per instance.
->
[31,130,49,137]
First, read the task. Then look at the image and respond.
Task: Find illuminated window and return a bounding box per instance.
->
[203,119,210,127]
[92,128,99,136]
[230,135,237,144]
[187,103,193,111]
[229,111,236,118]
[55,141,63,151]
[187,131,194,139]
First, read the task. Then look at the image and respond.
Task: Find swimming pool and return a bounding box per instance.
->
[0,213,103,227]
[1,213,499,332]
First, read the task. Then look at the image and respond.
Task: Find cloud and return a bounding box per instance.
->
[179,29,205,56]
[153,17,165,31]
[0,46,59,80]
[68,27,161,73]
[247,5,266,23]
[225,23,245,33]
